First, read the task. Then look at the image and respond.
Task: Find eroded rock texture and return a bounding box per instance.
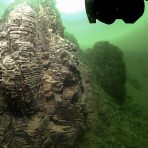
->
[0,1,84,147]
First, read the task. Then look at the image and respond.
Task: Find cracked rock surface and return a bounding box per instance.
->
[0,1,85,147]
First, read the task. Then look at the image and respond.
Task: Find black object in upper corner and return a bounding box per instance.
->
[85,0,146,24]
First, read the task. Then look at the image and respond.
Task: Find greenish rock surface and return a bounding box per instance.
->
[79,42,148,148]
[81,41,126,101]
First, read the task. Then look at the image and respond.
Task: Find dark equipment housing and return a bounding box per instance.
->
[85,0,146,24]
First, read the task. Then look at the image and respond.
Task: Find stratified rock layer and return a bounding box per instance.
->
[1,4,43,115]
[0,2,84,148]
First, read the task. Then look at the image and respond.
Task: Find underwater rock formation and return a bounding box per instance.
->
[80,43,148,148]
[0,1,84,147]
[64,32,79,48]
[81,41,126,101]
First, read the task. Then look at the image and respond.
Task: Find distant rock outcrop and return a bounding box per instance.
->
[80,42,147,148]
[0,1,85,147]
[82,41,126,101]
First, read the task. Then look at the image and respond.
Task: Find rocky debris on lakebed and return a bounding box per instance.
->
[0,1,86,147]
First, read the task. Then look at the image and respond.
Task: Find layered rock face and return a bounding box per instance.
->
[0,1,84,147]
[0,3,43,115]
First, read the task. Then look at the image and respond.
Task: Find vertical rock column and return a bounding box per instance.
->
[0,2,86,147]
[1,4,43,115]
[0,25,9,113]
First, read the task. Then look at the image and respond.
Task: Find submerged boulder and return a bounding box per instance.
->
[0,1,85,147]
[82,41,126,101]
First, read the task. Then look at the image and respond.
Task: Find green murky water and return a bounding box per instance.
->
[0,0,148,147]
[56,0,148,121]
